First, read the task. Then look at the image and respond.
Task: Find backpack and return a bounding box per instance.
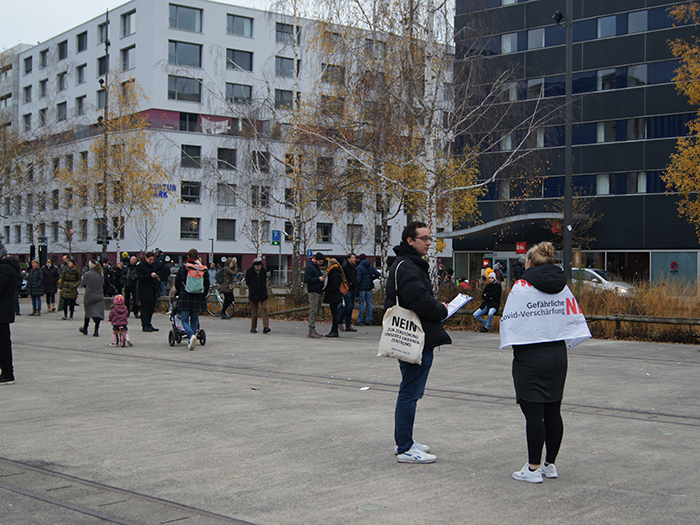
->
[184,262,206,294]
[127,266,138,286]
[215,267,225,284]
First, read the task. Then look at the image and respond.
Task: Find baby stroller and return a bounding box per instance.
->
[167,297,206,347]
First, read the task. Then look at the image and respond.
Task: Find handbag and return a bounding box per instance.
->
[339,271,349,295]
[377,261,425,365]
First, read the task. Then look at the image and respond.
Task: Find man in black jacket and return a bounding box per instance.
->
[245,258,270,334]
[136,251,160,332]
[303,252,325,338]
[385,221,451,464]
[339,253,357,332]
[0,243,19,385]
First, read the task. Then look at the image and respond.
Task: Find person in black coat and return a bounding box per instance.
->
[174,248,210,350]
[339,254,357,332]
[304,252,326,338]
[42,259,60,312]
[136,251,160,332]
[473,272,502,332]
[385,221,451,464]
[323,258,343,338]
[0,243,19,384]
[245,258,270,334]
[27,259,45,316]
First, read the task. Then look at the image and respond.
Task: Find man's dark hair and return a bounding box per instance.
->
[188,248,198,260]
[144,251,155,259]
[347,252,355,258]
[402,221,428,242]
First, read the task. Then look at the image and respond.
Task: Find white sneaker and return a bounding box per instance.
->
[394,440,430,455]
[541,462,558,478]
[512,463,543,483]
[188,335,197,350]
[397,444,436,464]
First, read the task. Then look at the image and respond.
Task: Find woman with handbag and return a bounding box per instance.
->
[385,221,451,464]
[323,258,344,338]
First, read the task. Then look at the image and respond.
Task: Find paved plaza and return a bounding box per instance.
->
[1,298,699,524]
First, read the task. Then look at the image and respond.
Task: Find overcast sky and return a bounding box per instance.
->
[1,0,269,50]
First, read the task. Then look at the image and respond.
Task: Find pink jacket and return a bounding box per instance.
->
[109,304,129,327]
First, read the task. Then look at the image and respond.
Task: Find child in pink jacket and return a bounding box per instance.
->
[108,295,133,346]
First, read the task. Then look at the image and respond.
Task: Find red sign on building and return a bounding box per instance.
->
[516,242,527,254]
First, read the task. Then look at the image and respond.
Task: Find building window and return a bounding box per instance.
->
[75,96,85,116]
[528,28,544,50]
[364,39,387,59]
[275,56,296,78]
[275,89,293,109]
[180,181,201,203]
[76,31,88,53]
[23,113,31,131]
[121,46,136,71]
[284,188,294,208]
[347,192,362,213]
[52,189,60,209]
[57,71,67,91]
[226,49,253,71]
[217,183,236,206]
[347,224,363,243]
[180,217,199,238]
[276,23,300,44]
[179,112,198,131]
[98,23,108,44]
[250,220,270,243]
[98,56,108,76]
[23,86,32,104]
[501,32,518,54]
[628,11,647,34]
[39,79,47,98]
[217,148,236,170]
[79,219,88,240]
[252,151,269,172]
[316,190,332,211]
[169,4,202,32]
[317,157,333,177]
[24,56,32,75]
[628,65,647,87]
[321,63,345,85]
[317,223,332,243]
[76,64,86,84]
[597,68,615,90]
[284,221,293,241]
[97,89,106,109]
[39,49,48,68]
[320,95,344,117]
[375,225,391,246]
[227,15,253,37]
[168,41,201,67]
[251,185,270,207]
[14,225,22,244]
[596,121,616,143]
[122,11,136,37]
[57,40,68,60]
[627,118,646,140]
[38,108,47,126]
[596,174,613,195]
[597,16,616,38]
[180,145,201,168]
[226,83,251,103]
[168,75,201,102]
[217,218,236,240]
[57,102,67,121]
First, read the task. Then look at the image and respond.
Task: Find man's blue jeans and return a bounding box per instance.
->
[180,309,199,339]
[394,348,434,454]
[339,291,354,327]
[357,290,373,324]
[473,306,497,329]
[31,295,42,312]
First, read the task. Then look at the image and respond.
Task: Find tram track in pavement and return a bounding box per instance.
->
[15,339,700,428]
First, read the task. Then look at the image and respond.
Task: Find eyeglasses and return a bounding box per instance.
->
[413,235,431,242]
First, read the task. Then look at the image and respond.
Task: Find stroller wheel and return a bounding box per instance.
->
[199,329,206,346]
[176,334,182,344]
[168,330,175,347]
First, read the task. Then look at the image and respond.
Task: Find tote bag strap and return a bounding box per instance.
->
[394,260,405,308]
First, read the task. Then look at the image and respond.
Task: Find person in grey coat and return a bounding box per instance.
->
[79,260,105,337]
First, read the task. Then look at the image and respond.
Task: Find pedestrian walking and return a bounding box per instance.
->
[174,248,209,350]
[217,257,237,319]
[59,259,81,320]
[79,260,105,337]
[42,259,59,312]
[0,243,19,385]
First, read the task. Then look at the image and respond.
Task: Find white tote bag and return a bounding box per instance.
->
[377,261,425,365]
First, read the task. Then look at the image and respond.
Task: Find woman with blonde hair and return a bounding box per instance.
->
[323,258,344,338]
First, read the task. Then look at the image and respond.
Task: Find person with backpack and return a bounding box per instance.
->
[174,248,210,350]
[122,256,139,318]
[216,257,237,320]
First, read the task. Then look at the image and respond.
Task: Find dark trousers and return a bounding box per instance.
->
[339,291,354,327]
[394,348,434,454]
[519,400,564,465]
[63,298,76,318]
[124,286,138,315]
[0,323,13,380]
[221,292,234,317]
[328,302,340,334]
[140,300,155,329]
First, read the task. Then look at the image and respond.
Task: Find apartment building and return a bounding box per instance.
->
[453,0,698,284]
[3,0,453,277]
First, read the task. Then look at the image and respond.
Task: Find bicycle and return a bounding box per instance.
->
[116,326,132,347]
[206,287,234,317]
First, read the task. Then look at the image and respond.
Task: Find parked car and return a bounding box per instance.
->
[571,268,636,296]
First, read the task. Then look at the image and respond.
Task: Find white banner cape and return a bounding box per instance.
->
[499,280,591,351]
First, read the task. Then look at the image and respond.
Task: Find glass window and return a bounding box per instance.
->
[276,56,295,77]
[227,15,253,37]
[98,23,108,44]
[596,121,616,143]
[597,69,616,90]
[545,25,566,47]
[57,72,67,91]
[501,32,518,54]
[98,56,108,76]
[628,11,647,33]
[217,183,236,205]
[39,107,47,125]
[57,102,67,121]
[168,41,201,67]
[217,149,236,170]
[76,64,86,84]
[23,85,32,103]
[76,32,88,53]
[58,40,68,60]
[217,219,236,240]
[648,7,674,31]
[628,64,647,87]
[97,89,106,109]
[544,75,565,97]
[23,113,31,131]
[528,28,544,50]
[168,75,201,102]
[527,78,543,99]
[252,152,269,173]
[276,22,299,44]
[169,5,202,32]
[226,83,251,103]
[320,95,344,117]
[122,11,136,37]
[180,145,201,168]
[347,224,363,242]
[251,186,270,208]
[275,89,293,109]
[24,56,32,74]
[39,49,48,68]
[76,96,85,116]
[627,118,646,140]
[180,217,200,239]
[317,223,332,243]
[226,49,253,71]
[180,181,200,202]
[597,16,616,38]
[648,60,680,85]
[121,46,135,71]
[573,19,596,42]
[596,174,611,195]
[647,113,695,139]
[347,193,363,213]
[39,79,47,97]
[321,64,345,85]
[179,112,198,132]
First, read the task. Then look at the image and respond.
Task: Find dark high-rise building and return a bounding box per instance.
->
[452,0,698,285]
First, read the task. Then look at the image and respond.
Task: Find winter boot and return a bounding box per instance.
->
[93,319,100,337]
[79,319,89,335]
[110,333,118,346]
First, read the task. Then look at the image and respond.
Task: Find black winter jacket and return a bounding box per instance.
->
[136,260,160,302]
[479,282,502,310]
[304,260,324,294]
[27,267,45,296]
[385,242,451,350]
[245,266,269,302]
[0,257,19,323]
[356,259,380,291]
[324,264,343,304]
[342,260,357,292]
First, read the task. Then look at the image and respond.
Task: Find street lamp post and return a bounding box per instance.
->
[99,10,111,262]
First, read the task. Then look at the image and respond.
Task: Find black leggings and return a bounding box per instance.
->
[519,400,563,465]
